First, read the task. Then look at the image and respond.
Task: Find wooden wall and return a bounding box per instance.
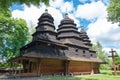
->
[69,61,93,75]
[39,59,93,75]
[19,58,100,76]
[40,59,64,75]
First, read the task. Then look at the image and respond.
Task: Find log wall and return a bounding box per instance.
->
[69,61,92,75]
[40,59,64,75]
[15,58,100,77]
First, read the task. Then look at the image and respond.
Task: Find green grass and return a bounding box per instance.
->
[0,70,120,80]
[44,75,120,80]
[43,70,120,80]
[101,70,120,75]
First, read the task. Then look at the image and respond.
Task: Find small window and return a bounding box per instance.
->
[91,54,93,57]
[58,38,60,40]
[83,50,85,54]
[75,49,78,52]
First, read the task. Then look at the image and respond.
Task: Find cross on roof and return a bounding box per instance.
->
[65,8,68,17]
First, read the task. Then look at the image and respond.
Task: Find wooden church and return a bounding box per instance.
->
[10,9,103,77]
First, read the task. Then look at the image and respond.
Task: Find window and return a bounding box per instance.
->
[75,49,78,52]
[91,54,93,57]
[83,50,85,54]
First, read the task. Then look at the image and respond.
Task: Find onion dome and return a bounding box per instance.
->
[32,9,56,41]
[57,13,88,48]
[57,13,79,39]
[60,13,74,24]
[36,9,55,31]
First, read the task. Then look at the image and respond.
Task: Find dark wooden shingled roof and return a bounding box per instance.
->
[67,56,104,63]
[20,39,68,51]
[62,39,89,49]
[9,53,103,63]
[9,11,104,63]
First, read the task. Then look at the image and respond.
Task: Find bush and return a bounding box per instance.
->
[100,64,110,70]
[107,71,113,75]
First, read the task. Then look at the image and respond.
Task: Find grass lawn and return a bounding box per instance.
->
[0,70,120,80]
[44,74,120,80]
[43,70,120,80]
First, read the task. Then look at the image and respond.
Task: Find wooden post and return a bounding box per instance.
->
[19,60,22,76]
[37,59,41,76]
[109,49,117,76]
[64,60,69,76]
[91,63,94,74]
[10,62,13,76]
[28,60,30,73]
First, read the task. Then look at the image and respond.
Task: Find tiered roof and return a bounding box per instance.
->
[12,10,103,63]
[32,9,57,42]
[57,13,88,49]
[57,13,79,38]
[79,28,92,47]
[79,28,95,52]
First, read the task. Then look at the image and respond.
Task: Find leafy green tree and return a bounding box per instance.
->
[107,0,120,26]
[0,9,29,63]
[28,21,36,42]
[0,0,50,9]
[93,42,111,70]
[115,52,120,65]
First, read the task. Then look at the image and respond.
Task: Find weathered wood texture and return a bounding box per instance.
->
[9,11,102,77]
[11,57,100,77]
[69,61,92,75]
[40,59,64,75]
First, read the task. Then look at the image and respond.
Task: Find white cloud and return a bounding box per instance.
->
[68,13,80,27]
[87,7,120,53]
[103,48,120,55]
[47,7,63,29]
[49,0,64,8]
[78,1,120,53]
[12,0,77,29]
[60,1,74,13]
[12,5,64,29]
[12,5,46,27]
[75,1,106,20]
[50,0,74,13]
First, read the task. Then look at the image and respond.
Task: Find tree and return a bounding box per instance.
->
[0,9,29,63]
[93,42,111,69]
[0,0,49,9]
[107,0,120,26]
[115,52,120,65]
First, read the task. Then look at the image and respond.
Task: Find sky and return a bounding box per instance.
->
[11,0,120,54]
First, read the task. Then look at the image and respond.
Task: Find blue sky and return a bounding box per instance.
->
[11,0,120,54]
